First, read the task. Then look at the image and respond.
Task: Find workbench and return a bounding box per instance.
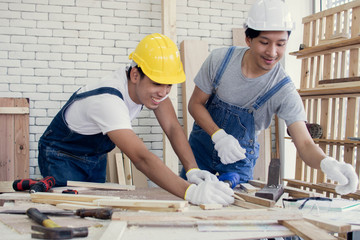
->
[1,186,359,240]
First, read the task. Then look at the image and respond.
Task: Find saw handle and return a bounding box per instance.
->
[26,208,60,228]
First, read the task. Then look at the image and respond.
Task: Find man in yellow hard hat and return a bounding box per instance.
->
[38,33,234,205]
[182,0,358,195]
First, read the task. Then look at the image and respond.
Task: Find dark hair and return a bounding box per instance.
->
[245,28,291,39]
[126,65,145,80]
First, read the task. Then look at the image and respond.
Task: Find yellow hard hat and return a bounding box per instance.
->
[129,33,186,84]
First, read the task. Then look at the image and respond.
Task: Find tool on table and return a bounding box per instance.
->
[13,176,55,193]
[255,158,284,202]
[26,207,88,239]
[62,189,78,194]
[218,172,241,189]
[1,208,113,220]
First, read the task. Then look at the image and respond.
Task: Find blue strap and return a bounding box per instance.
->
[212,46,236,90]
[76,87,124,100]
[252,77,291,110]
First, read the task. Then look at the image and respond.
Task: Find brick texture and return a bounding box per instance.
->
[0,0,249,179]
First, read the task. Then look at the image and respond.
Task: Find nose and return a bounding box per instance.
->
[159,84,171,96]
[266,44,277,58]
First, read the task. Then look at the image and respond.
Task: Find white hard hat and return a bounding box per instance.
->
[244,0,294,31]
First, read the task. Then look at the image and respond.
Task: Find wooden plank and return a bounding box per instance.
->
[234,192,275,208]
[232,28,246,46]
[233,199,268,209]
[161,0,178,175]
[278,219,336,240]
[304,217,351,233]
[180,39,209,138]
[122,154,133,185]
[0,181,15,193]
[93,198,188,210]
[66,181,135,191]
[14,98,29,179]
[289,36,360,58]
[115,153,126,185]
[0,107,29,114]
[131,162,148,188]
[30,192,119,202]
[199,203,222,210]
[112,209,303,222]
[106,147,120,183]
[0,98,15,181]
[99,221,127,240]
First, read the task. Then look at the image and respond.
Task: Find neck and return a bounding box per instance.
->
[242,50,268,79]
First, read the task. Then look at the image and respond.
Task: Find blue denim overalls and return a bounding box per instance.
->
[182,46,290,183]
[38,87,124,186]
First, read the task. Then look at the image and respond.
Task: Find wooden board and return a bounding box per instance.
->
[112,209,303,223]
[66,181,135,191]
[279,219,336,240]
[162,0,178,175]
[115,153,126,185]
[0,98,29,181]
[0,181,15,193]
[180,39,209,138]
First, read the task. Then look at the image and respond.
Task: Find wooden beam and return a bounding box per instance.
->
[67,180,135,191]
[278,219,337,240]
[112,209,303,222]
[161,0,178,174]
[304,217,351,233]
[0,107,29,114]
[233,192,275,208]
[180,39,209,138]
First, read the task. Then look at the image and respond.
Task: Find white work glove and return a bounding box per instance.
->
[211,129,246,165]
[186,168,218,184]
[320,157,359,195]
[184,181,234,205]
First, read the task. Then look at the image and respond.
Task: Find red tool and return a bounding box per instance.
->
[13,178,39,191]
[30,176,55,193]
[62,189,78,194]
[13,176,55,193]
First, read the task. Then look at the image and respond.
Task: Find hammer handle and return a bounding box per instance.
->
[26,208,60,228]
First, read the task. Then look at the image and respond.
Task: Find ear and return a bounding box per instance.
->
[245,36,252,47]
[129,67,140,84]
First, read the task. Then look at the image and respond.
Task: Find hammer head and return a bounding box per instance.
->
[31,225,88,239]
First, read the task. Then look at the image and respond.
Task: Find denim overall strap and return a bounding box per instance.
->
[38,87,125,186]
[39,87,124,156]
[206,46,236,108]
[213,46,236,90]
[75,87,123,102]
[252,76,291,111]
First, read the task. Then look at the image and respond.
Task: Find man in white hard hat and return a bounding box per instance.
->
[181,0,359,195]
[38,33,234,206]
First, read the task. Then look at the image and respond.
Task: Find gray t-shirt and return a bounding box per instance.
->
[194,46,306,134]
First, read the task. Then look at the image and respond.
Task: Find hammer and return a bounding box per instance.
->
[26,208,88,239]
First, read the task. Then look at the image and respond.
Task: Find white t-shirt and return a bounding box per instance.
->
[65,67,142,135]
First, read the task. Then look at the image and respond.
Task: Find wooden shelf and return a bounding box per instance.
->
[297,86,360,97]
[289,36,360,59]
[285,137,360,146]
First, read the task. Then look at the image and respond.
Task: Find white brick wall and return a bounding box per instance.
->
[0,0,252,178]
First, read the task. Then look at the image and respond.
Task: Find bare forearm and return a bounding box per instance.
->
[189,102,219,136]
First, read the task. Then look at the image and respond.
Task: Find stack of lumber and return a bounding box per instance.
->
[30,192,189,212]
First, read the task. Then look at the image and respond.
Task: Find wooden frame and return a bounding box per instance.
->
[0,98,29,181]
[287,2,360,199]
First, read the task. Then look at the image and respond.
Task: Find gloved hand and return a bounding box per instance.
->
[186,168,218,184]
[211,129,246,165]
[184,181,234,205]
[320,157,359,195]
